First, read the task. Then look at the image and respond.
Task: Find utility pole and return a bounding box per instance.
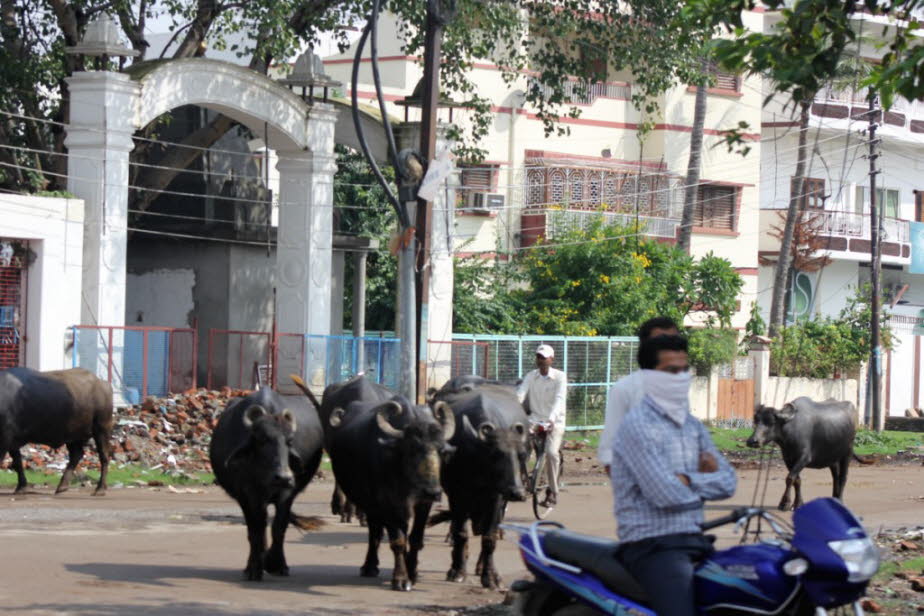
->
[415,0,452,403]
[867,90,883,431]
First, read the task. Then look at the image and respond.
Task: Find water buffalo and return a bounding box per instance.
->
[0,367,113,495]
[747,397,864,510]
[209,388,324,581]
[292,374,455,591]
[429,379,528,588]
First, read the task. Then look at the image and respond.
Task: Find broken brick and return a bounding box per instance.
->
[861,599,884,613]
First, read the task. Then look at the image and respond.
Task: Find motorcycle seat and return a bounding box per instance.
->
[543,530,649,604]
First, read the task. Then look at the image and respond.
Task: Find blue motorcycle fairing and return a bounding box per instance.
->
[518,535,655,616]
[695,543,799,613]
[791,498,871,608]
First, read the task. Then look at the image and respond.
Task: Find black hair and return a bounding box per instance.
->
[637,317,680,341]
[637,334,688,370]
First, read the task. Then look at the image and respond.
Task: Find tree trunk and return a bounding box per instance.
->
[678,68,708,254]
[768,102,811,337]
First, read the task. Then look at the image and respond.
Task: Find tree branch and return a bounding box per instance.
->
[173,0,219,58]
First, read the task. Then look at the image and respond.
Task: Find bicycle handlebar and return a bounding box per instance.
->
[701,507,753,531]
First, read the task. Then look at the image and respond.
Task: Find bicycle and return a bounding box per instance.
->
[525,420,565,520]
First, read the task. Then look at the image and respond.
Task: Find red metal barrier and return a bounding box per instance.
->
[428,340,490,379]
[72,325,197,398]
[207,329,272,390]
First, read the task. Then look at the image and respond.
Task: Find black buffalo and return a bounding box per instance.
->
[209,388,324,580]
[747,397,866,510]
[0,367,113,495]
[429,379,528,588]
[293,374,455,591]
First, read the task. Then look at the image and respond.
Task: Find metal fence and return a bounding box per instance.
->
[273,333,401,394]
[449,334,639,429]
[72,325,197,402]
[427,339,490,380]
[206,329,272,390]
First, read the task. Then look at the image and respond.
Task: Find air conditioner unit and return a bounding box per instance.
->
[464,192,505,213]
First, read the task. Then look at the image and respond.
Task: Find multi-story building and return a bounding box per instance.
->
[756,12,924,417]
[323,10,767,329]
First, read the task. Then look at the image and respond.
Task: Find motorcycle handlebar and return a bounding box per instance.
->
[701,507,753,531]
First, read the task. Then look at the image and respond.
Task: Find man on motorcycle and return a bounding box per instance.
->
[610,334,737,616]
[598,316,680,475]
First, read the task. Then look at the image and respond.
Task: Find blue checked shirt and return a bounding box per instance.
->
[610,395,737,543]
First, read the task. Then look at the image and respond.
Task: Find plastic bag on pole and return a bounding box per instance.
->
[417,147,453,202]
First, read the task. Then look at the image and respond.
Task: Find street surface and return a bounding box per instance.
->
[0,466,922,615]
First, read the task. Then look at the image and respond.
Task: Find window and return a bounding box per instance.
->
[694,184,737,230]
[706,63,741,92]
[915,191,924,222]
[855,186,900,218]
[457,165,499,209]
[791,177,825,210]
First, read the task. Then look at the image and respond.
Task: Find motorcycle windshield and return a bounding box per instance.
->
[792,497,875,607]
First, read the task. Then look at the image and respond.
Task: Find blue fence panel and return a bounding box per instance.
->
[450,333,639,429]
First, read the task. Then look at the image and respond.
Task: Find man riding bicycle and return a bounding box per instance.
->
[517,344,567,508]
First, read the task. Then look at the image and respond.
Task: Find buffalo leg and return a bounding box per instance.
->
[792,475,804,510]
[406,502,431,585]
[778,475,793,511]
[55,441,86,495]
[10,449,27,494]
[360,522,383,577]
[834,456,850,500]
[264,496,294,576]
[447,515,469,583]
[478,498,507,588]
[479,531,502,589]
[241,502,268,581]
[387,523,412,591]
[331,484,343,517]
[91,428,111,496]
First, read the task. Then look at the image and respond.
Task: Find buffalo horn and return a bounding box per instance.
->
[478,422,496,441]
[376,402,404,438]
[329,407,346,428]
[242,405,268,428]
[432,401,456,440]
[462,415,479,439]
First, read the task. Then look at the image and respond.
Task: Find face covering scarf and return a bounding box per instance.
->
[641,369,692,425]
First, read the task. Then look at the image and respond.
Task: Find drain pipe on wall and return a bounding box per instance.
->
[506,90,525,253]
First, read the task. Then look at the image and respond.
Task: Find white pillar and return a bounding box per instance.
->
[66,70,137,328]
[275,104,338,387]
[65,70,138,393]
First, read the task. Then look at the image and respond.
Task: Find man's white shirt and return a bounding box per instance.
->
[517,367,568,427]
[597,370,645,466]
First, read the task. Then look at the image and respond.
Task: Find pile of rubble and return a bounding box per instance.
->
[863,527,924,613]
[2,388,250,477]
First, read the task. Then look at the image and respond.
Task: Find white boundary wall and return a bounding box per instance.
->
[0,194,84,371]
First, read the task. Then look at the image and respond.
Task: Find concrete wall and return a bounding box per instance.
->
[0,195,84,371]
[690,376,712,421]
[764,377,860,418]
[126,269,196,327]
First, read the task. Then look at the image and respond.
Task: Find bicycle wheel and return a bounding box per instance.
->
[531,455,554,519]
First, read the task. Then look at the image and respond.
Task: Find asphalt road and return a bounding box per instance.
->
[0,465,922,615]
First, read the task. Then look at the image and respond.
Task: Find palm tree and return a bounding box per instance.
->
[678,57,709,255]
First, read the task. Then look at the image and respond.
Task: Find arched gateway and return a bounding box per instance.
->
[65,31,454,391]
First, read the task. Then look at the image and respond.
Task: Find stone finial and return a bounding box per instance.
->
[66,13,139,58]
[279,49,341,90]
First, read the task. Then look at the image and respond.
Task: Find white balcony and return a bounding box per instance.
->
[544,209,680,240]
[812,88,924,135]
[759,209,911,265]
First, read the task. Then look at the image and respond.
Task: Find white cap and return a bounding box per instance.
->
[536,344,555,358]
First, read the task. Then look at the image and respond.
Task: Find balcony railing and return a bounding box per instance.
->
[813,88,924,123]
[805,210,910,244]
[545,209,680,239]
[527,77,631,106]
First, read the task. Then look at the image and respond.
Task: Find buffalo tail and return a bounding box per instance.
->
[289,374,321,411]
[427,509,453,528]
[289,512,325,531]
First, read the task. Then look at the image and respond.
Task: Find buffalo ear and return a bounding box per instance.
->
[512,422,527,442]
[776,403,797,423]
[242,405,267,429]
[281,408,297,432]
[329,407,346,428]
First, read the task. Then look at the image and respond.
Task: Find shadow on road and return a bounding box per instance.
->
[9,602,358,615]
[64,561,392,593]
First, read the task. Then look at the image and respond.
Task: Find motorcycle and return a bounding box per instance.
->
[504,497,879,615]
